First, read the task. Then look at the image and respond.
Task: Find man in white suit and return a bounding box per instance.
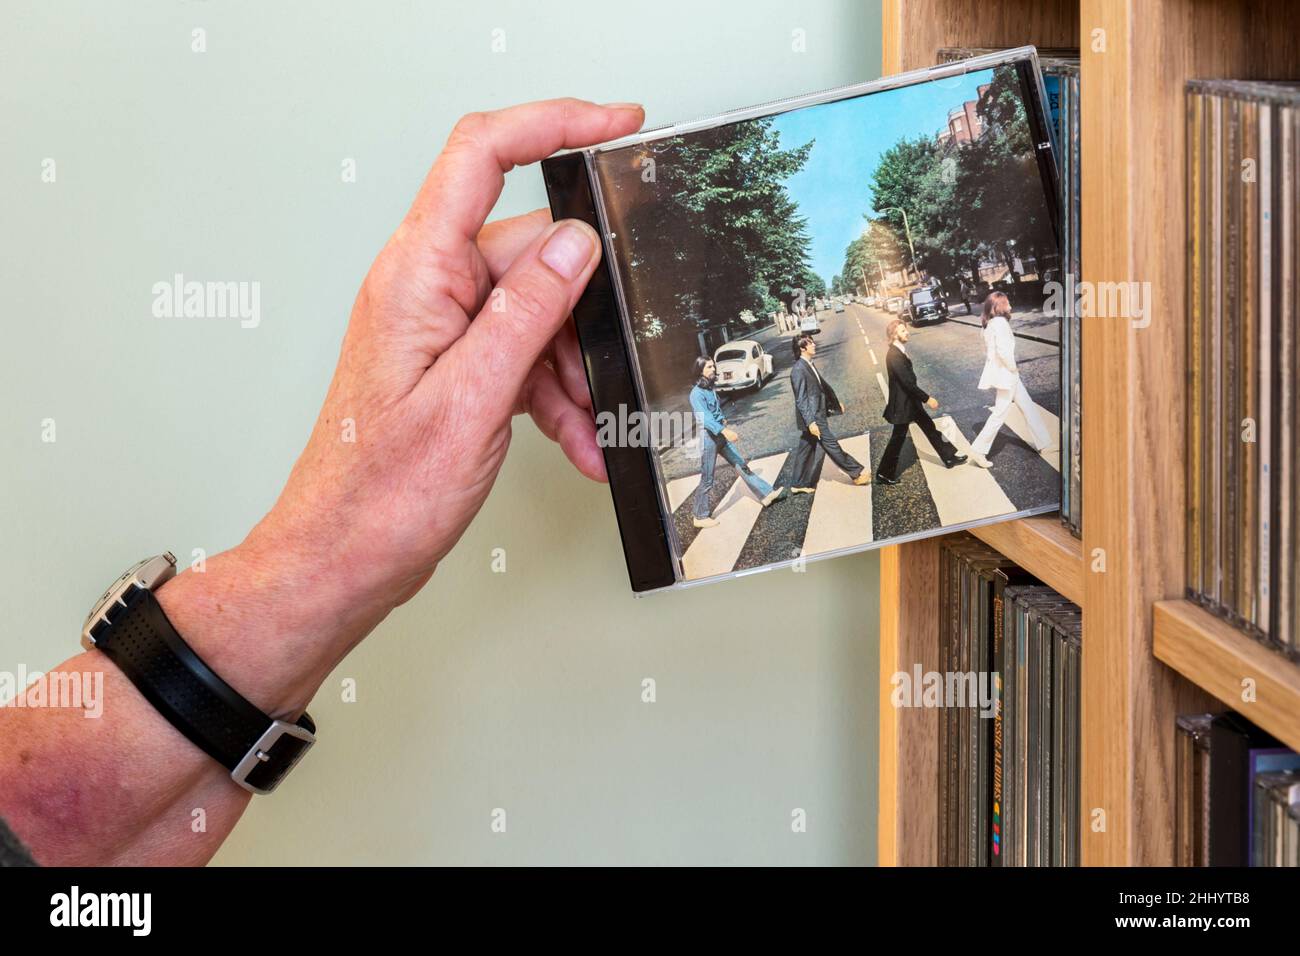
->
[968,292,1056,468]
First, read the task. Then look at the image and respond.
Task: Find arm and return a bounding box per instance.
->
[891,351,931,405]
[792,366,821,430]
[0,99,645,866]
[824,381,844,414]
[689,388,725,437]
[996,319,1019,375]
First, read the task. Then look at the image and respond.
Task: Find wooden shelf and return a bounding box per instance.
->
[877,0,1079,868]
[878,0,1300,869]
[969,514,1084,605]
[1154,600,1300,753]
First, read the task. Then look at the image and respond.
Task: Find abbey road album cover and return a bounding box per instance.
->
[543,47,1063,592]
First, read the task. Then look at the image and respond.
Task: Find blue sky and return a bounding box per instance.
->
[771,68,994,285]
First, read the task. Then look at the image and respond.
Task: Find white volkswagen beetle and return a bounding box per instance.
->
[712,339,774,394]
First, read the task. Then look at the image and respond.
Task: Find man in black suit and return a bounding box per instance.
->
[789,334,870,492]
[876,319,967,484]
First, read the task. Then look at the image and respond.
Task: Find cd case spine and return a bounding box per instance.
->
[541,152,677,593]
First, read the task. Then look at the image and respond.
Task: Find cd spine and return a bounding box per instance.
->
[541,152,677,593]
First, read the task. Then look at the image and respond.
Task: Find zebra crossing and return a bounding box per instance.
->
[799,433,874,558]
[667,408,1061,581]
[682,453,787,580]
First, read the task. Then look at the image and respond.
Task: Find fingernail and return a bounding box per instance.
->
[540,222,596,280]
[602,101,643,111]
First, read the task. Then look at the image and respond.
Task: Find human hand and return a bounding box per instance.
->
[809,423,821,439]
[1,98,648,869]
[264,98,644,595]
[722,427,740,443]
[927,397,939,410]
[156,99,644,716]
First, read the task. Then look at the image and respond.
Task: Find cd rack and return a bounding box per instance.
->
[876,0,1300,868]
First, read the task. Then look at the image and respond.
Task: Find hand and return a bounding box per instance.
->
[926,397,939,410]
[0,98,649,870]
[808,423,821,439]
[722,427,740,443]
[268,99,646,591]
[837,404,848,415]
[155,99,646,716]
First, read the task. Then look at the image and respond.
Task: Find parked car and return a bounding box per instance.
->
[833,299,845,314]
[906,286,949,324]
[798,312,821,336]
[712,339,774,393]
[885,296,905,314]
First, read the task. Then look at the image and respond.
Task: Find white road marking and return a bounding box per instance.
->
[666,472,701,512]
[911,415,1016,525]
[801,433,873,557]
[998,400,1061,472]
[682,452,788,580]
[876,372,889,399]
[869,348,878,366]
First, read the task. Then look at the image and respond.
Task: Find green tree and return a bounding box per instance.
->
[594,118,815,351]
[868,135,939,280]
[801,270,827,300]
[961,67,1057,275]
[840,221,905,296]
[844,64,1057,296]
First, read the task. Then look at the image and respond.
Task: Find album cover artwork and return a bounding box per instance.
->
[544,48,1063,591]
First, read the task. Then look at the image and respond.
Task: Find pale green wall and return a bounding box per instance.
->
[1,0,882,865]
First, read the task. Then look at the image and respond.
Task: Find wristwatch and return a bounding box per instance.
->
[81,552,316,794]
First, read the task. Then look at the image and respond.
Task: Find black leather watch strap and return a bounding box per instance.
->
[92,584,315,794]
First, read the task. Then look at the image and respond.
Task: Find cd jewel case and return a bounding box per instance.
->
[543,47,1063,593]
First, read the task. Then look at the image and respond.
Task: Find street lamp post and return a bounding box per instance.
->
[878,207,921,283]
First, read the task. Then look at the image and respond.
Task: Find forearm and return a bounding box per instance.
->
[699,416,725,436]
[0,523,391,866]
[796,395,819,427]
[0,98,636,868]
[691,401,725,436]
[0,652,250,866]
[903,380,930,404]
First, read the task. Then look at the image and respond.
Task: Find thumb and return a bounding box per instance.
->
[443,218,601,417]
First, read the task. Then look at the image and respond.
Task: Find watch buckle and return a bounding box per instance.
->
[231,720,316,795]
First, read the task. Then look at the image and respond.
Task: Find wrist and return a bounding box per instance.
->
[153,528,388,719]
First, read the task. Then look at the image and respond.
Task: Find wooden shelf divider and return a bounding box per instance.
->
[969,515,1084,606]
[1154,600,1300,753]
[877,0,1299,868]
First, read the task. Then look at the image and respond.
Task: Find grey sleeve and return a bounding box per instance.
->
[0,817,37,867]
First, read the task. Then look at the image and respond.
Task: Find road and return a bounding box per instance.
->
[654,301,1063,580]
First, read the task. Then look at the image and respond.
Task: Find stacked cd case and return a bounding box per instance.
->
[1254,770,1300,867]
[937,535,1081,866]
[1175,711,1300,866]
[940,49,1082,539]
[1185,80,1300,661]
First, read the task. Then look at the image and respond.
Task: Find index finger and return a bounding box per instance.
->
[406,98,644,248]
